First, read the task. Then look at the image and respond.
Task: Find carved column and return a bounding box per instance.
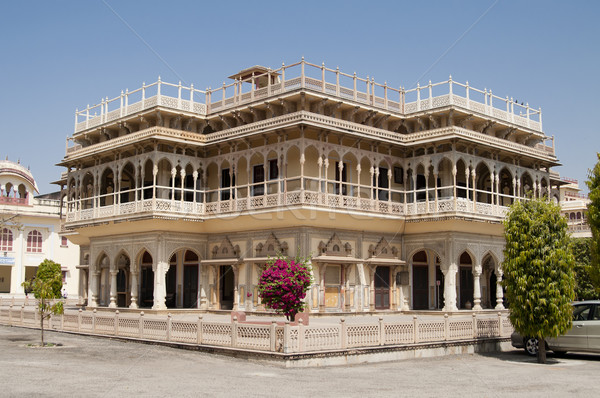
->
[108,269,118,308]
[424,169,429,212]
[152,164,158,200]
[90,270,100,307]
[442,264,458,312]
[323,159,329,195]
[232,265,239,311]
[369,266,376,311]
[433,172,439,213]
[471,168,477,212]
[452,164,457,211]
[356,164,361,198]
[199,265,208,309]
[152,262,169,310]
[319,264,327,313]
[129,271,139,309]
[473,266,482,311]
[495,271,505,310]
[180,168,186,203]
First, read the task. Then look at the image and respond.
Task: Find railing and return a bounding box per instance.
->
[65,192,511,224]
[0,306,513,354]
[0,196,28,205]
[70,59,543,138]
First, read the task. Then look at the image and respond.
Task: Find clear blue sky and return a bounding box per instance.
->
[1,0,598,194]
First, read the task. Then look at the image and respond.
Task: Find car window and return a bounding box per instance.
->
[573,304,592,321]
[592,305,600,321]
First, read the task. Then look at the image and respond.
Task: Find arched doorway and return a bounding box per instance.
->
[459,252,474,309]
[183,250,199,308]
[139,251,154,308]
[412,251,429,310]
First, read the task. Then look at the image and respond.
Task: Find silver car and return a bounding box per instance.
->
[511,300,600,356]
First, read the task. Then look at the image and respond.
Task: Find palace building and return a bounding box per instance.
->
[58,59,559,313]
[0,159,80,297]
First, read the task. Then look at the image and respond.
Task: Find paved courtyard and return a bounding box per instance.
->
[2,325,599,397]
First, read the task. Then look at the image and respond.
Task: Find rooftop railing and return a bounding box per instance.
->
[72,60,544,136]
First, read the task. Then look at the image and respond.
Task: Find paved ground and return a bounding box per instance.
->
[2,325,600,397]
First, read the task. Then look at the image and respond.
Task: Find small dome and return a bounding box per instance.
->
[0,159,38,193]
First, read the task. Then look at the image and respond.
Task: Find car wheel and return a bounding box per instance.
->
[524,337,539,356]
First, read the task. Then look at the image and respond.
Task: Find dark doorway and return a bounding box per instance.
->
[435,266,444,310]
[489,272,497,309]
[140,266,154,307]
[166,265,177,308]
[374,266,390,309]
[412,265,429,310]
[116,269,127,307]
[459,267,474,309]
[220,265,234,310]
[183,265,199,308]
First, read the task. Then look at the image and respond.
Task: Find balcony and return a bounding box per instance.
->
[64,178,511,226]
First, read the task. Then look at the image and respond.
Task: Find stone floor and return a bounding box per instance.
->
[2,325,599,397]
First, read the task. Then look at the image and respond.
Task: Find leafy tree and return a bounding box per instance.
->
[502,198,576,363]
[587,153,600,291]
[571,238,599,300]
[21,259,64,346]
[258,255,313,321]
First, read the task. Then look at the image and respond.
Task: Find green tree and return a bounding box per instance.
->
[587,153,600,292]
[502,198,576,363]
[571,237,599,300]
[21,259,64,346]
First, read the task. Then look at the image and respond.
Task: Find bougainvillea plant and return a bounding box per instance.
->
[257,254,313,321]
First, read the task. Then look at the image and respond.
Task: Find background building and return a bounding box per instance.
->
[58,60,559,313]
[558,177,591,238]
[0,159,80,298]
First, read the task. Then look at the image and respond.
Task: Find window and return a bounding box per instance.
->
[26,230,42,253]
[0,228,13,251]
[373,167,389,200]
[61,236,68,247]
[253,165,265,196]
[221,168,235,200]
[268,159,278,180]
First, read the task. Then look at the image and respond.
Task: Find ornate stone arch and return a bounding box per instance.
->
[367,237,399,259]
[318,233,352,256]
[255,233,289,257]
[211,236,240,259]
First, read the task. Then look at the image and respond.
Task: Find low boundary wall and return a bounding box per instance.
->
[0,305,513,367]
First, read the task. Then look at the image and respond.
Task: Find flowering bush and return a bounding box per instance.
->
[257,255,313,321]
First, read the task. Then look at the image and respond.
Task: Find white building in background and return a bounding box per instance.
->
[559,177,591,238]
[0,159,80,298]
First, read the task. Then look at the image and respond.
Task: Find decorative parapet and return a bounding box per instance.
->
[69,59,544,140]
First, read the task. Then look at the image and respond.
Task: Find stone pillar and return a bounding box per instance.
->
[442,264,458,312]
[369,266,376,312]
[473,266,482,311]
[108,269,118,308]
[129,271,139,309]
[152,261,169,310]
[232,265,239,311]
[452,164,457,211]
[90,270,100,307]
[319,264,327,313]
[495,272,505,310]
[199,265,208,310]
[471,169,477,211]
